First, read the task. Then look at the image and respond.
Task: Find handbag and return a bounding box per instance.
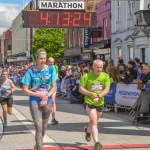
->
[137,83,144,90]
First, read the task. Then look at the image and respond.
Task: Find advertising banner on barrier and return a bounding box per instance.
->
[145,84,150,89]
[57,80,61,93]
[66,79,71,93]
[104,83,116,104]
[115,83,141,107]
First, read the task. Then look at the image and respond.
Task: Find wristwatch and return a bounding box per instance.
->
[97,94,101,98]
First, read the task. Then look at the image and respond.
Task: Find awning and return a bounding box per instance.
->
[17,57,29,61]
[73,60,90,65]
[7,58,17,62]
[58,55,80,60]
[89,39,111,49]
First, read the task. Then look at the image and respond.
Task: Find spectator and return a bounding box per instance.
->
[118,63,127,75]
[109,66,121,83]
[120,68,134,84]
[134,58,140,71]
[136,65,143,80]
[127,61,137,79]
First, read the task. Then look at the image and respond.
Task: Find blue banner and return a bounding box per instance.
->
[145,84,150,89]
[66,79,71,93]
[57,80,62,93]
[104,83,116,104]
[84,28,90,48]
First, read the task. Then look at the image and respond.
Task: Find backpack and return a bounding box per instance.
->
[28,65,51,92]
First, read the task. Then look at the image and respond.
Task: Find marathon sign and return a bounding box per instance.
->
[39,0,85,10]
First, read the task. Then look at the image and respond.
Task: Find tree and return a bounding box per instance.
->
[32,28,65,59]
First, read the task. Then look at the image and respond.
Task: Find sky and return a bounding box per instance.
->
[0,0,31,36]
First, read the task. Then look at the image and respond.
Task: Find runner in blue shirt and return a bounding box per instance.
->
[22,48,56,150]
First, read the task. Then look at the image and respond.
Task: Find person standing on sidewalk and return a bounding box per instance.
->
[47,57,59,125]
[0,69,16,127]
[22,48,56,150]
[79,59,110,150]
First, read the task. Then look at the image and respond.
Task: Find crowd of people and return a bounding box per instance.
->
[0,50,150,150]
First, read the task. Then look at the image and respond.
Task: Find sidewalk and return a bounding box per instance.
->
[0,88,150,150]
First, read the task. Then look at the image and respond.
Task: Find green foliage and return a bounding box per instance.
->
[32,28,65,59]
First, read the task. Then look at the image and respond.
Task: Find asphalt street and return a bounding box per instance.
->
[0,88,150,150]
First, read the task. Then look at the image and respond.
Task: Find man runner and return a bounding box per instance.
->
[47,57,59,125]
[79,59,110,150]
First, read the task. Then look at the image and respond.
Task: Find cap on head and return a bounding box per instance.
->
[118,55,122,59]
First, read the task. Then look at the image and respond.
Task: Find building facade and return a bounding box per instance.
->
[10,1,33,63]
[0,28,12,65]
[89,0,111,61]
[64,28,83,64]
[111,0,141,64]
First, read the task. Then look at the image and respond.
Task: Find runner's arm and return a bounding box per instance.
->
[98,87,110,98]
[47,81,56,98]
[79,85,98,99]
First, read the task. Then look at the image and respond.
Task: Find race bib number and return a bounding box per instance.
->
[36,88,48,94]
[91,83,103,91]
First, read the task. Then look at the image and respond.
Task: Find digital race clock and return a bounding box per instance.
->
[22,11,97,28]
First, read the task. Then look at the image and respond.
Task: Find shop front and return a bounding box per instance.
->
[89,39,111,61]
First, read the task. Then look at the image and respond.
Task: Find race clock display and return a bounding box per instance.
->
[22,11,97,28]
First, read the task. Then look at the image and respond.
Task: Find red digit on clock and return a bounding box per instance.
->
[40,12,48,26]
[84,13,92,26]
[73,12,81,26]
[62,12,70,26]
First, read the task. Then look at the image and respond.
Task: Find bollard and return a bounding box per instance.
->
[114,104,118,113]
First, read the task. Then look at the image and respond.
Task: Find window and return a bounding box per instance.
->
[7,44,12,51]
[128,1,133,16]
[116,0,121,31]
[77,28,81,47]
[68,30,71,48]
[72,29,75,47]
[141,48,145,63]
[127,45,133,60]
[127,1,133,28]
[103,18,108,40]
[117,47,121,56]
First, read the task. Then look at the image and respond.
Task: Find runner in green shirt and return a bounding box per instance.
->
[47,57,59,125]
[79,59,110,150]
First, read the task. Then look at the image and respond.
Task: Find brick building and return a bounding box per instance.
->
[0,28,12,65]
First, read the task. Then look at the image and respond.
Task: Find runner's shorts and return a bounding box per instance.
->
[0,97,13,107]
[84,103,104,112]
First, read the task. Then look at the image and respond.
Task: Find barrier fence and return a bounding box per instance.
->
[57,78,150,112]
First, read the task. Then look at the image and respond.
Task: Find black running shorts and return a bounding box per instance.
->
[0,97,13,107]
[84,103,104,112]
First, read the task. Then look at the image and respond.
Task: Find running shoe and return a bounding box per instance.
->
[51,118,58,125]
[84,127,91,142]
[95,142,102,150]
